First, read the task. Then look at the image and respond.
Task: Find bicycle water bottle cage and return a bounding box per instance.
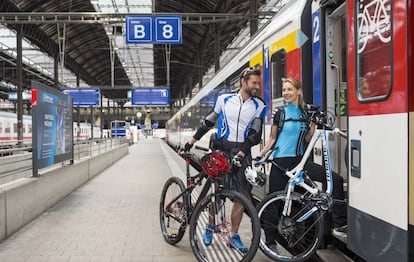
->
[201,151,230,178]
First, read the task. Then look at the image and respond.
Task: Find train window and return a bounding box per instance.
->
[271,49,287,100]
[5,121,10,133]
[0,122,2,133]
[356,0,392,100]
[28,124,32,133]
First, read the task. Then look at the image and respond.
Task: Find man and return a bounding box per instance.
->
[184,66,266,252]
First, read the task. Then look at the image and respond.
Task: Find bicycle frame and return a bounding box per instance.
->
[280,126,346,221]
[164,152,222,226]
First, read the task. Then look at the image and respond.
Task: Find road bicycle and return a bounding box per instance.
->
[159,145,260,262]
[254,106,347,262]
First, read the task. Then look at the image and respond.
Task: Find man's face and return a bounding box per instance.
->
[243,75,261,97]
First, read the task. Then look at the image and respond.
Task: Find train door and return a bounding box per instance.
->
[323,2,348,183]
[347,0,409,261]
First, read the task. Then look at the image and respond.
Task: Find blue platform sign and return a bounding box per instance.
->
[126,16,182,44]
[126,16,152,44]
[154,16,182,44]
[131,88,170,105]
[61,88,100,106]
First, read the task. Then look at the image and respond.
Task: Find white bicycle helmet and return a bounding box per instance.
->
[244,166,266,187]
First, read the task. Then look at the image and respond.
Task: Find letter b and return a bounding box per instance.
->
[134,25,146,39]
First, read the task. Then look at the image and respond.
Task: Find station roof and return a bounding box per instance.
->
[0,0,280,104]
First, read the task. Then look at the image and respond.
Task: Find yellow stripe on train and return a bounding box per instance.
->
[249,29,304,67]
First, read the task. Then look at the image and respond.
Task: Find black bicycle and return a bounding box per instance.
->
[159,145,260,262]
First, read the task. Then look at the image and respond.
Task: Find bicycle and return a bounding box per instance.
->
[159,145,260,262]
[254,106,347,262]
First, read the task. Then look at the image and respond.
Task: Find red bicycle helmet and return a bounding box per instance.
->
[201,151,230,178]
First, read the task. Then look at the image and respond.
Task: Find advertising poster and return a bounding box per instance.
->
[31,81,73,175]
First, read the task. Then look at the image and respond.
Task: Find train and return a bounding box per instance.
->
[0,110,102,148]
[165,0,413,261]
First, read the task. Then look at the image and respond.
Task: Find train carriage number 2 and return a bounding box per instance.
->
[313,15,320,43]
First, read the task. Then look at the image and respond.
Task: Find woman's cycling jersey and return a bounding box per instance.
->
[214,93,266,143]
[272,103,308,158]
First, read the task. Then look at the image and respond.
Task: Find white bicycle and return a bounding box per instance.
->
[255,106,347,262]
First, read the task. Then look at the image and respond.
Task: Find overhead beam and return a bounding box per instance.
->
[0,12,275,25]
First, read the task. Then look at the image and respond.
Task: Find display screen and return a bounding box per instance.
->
[131,88,170,105]
[61,88,100,106]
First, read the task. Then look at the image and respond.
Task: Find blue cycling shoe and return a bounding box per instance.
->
[203,224,214,246]
[229,233,248,253]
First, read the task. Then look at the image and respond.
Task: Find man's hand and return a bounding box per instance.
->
[232,154,243,167]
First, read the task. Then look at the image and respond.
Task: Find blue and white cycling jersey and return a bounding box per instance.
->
[214,93,266,143]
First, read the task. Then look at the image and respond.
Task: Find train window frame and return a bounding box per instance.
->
[270,49,287,101]
[355,0,393,102]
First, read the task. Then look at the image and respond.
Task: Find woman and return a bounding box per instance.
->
[258,77,347,248]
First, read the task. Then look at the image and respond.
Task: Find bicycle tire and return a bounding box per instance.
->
[159,176,187,245]
[257,191,324,262]
[189,190,260,262]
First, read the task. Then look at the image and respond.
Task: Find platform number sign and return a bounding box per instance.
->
[126,16,182,44]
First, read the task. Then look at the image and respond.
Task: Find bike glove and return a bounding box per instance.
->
[232,154,243,167]
[184,142,193,152]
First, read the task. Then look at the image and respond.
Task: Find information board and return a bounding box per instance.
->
[61,88,100,106]
[31,81,73,176]
[131,88,170,105]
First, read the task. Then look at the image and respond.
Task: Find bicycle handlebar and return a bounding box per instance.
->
[194,145,211,152]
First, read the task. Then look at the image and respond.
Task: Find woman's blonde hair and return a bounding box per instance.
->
[282,77,305,110]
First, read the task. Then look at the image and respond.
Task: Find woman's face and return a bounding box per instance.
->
[282,81,301,104]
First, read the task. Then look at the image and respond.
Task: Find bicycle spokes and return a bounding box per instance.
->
[257,192,324,261]
[189,190,260,262]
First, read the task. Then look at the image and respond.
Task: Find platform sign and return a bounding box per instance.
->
[126,16,182,44]
[61,88,100,106]
[131,87,170,105]
[154,16,182,44]
[126,16,153,44]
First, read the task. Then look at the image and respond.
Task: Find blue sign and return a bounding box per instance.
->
[8,91,31,100]
[312,9,322,107]
[126,16,182,44]
[61,88,100,106]
[126,16,152,44]
[131,88,170,105]
[154,16,182,44]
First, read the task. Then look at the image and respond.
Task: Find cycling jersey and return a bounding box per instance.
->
[214,93,266,143]
[272,103,308,158]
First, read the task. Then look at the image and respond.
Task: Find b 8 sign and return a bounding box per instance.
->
[126,16,182,44]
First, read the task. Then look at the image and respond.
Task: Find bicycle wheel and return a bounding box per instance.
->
[189,190,260,262]
[257,191,324,262]
[159,176,187,245]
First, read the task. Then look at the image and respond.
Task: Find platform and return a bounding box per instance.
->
[0,138,273,262]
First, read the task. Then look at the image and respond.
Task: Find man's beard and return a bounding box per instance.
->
[246,88,258,97]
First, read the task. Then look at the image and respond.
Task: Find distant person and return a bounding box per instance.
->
[183,67,266,253]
